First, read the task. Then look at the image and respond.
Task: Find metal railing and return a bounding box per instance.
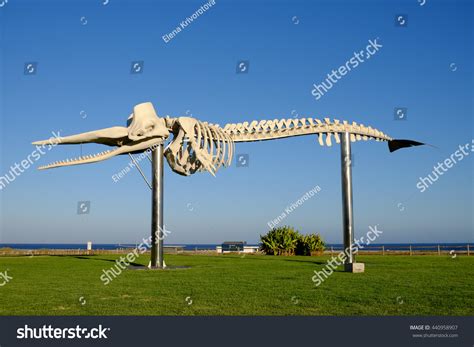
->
[0,246,184,257]
[326,244,472,256]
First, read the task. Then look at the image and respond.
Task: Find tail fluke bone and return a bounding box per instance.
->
[388,139,426,152]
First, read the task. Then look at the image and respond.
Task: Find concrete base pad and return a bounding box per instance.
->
[344,263,365,273]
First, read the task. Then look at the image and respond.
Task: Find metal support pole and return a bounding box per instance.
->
[128,154,152,190]
[150,144,164,268]
[340,132,355,267]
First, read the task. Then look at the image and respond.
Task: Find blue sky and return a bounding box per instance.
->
[0,0,472,245]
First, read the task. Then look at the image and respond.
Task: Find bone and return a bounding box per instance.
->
[215,127,228,168]
[38,146,121,170]
[325,133,333,146]
[257,120,267,130]
[33,126,129,146]
[212,127,222,167]
[284,119,293,129]
[217,125,233,169]
[195,121,202,149]
[249,120,258,132]
[128,102,169,141]
[318,134,324,146]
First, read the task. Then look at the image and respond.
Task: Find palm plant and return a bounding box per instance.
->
[260,226,300,255]
[261,227,325,256]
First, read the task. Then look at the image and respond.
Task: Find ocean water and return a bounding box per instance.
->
[0,243,472,251]
[0,243,258,251]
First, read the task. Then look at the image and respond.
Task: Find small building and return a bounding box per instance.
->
[216,241,259,254]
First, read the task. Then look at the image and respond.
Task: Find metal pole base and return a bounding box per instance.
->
[344,263,365,273]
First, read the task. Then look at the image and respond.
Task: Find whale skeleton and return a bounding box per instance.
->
[33,102,425,270]
[33,102,425,176]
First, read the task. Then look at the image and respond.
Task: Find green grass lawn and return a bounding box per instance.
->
[0,254,472,315]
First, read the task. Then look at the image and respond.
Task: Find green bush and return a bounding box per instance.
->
[260,227,325,256]
[260,226,299,256]
[296,234,325,255]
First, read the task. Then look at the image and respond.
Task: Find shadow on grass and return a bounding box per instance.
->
[283,259,329,265]
[213,254,332,266]
[71,256,144,267]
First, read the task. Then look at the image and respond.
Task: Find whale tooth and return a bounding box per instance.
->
[334,132,340,143]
